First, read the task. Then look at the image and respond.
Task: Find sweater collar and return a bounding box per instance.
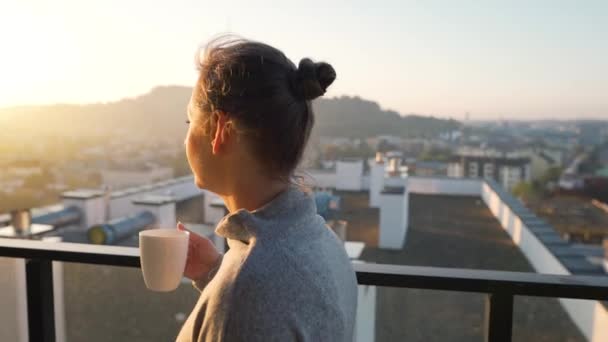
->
[215,185,317,241]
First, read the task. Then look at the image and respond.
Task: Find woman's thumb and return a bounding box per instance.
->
[177,221,189,231]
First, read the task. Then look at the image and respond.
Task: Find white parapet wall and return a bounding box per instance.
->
[42,236,67,342]
[403,176,607,341]
[304,170,338,189]
[361,175,371,191]
[336,160,364,191]
[0,257,28,342]
[408,176,482,196]
[0,241,67,342]
[108,177,201,220]
[354,284,377,342]
[480,181,608,342]
[384,176,407,188]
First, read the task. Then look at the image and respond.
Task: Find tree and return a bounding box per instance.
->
[539,167,562,185]
[512,182,538,202]
[419,147,453,162]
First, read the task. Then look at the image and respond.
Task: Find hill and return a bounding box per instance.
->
[0,86,460,139]
[313,96,460,138]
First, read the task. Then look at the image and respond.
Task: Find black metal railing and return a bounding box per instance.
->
[1,238,608,342]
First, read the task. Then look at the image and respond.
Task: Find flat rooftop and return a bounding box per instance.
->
[339,192,585,342]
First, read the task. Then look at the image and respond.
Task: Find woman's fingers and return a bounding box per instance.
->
[178,221,201,245]
[176,221,222,280]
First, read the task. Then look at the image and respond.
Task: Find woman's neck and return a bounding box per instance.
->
[221,177,289,213]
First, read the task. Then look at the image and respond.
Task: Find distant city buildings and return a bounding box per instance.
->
[409,161,448,177]
[101,165,174,190]
[447,147,531,191]
[521,147,562,180]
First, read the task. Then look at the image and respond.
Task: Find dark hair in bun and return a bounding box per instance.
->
[194,35,335,178]
[294,58,336,101]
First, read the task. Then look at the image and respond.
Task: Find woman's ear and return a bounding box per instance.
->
[211,112,232,155]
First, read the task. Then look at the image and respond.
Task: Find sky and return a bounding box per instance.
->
[0,0,606,119]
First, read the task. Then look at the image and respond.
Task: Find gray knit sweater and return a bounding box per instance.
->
[176,186,358,342]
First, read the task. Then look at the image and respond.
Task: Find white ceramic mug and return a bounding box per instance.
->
[139,229,189,292]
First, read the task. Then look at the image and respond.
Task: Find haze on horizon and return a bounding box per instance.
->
[0,0,606,120]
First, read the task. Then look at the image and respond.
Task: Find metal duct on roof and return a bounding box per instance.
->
[87,211,156,245]
[32,206,82,228]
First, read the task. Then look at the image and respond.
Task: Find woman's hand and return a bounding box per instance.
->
[177,222,222,282]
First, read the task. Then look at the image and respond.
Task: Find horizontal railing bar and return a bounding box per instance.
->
[2,238,608,300]
[354,263,608,300]
[0,238,140,267]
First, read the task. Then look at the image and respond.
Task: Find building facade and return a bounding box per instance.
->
[448,150,531,191]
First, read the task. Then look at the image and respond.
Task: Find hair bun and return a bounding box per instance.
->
[294,58,336,101]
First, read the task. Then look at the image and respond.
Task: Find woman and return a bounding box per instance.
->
[175,36,358,342]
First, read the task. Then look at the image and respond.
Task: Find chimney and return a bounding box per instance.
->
[62,189,107,229]
[388,157,402,176]
[132,195,176,228]
[103,185,112,221]
[375,152,385,164]
[378,186,409,250]
[388,157,401,172]
[369,160,386,208]
[10,209,31,236]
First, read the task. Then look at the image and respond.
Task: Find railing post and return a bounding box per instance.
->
[26,259,55,342]
[484,293,513,342]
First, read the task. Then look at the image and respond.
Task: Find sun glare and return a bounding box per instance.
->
[0,2,81,107]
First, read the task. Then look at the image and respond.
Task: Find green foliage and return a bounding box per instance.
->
[418,147,453,162]
[539,167,562,185]
[312,96,461,139]
[1,87,460,142]
[321,141,374,160]
[512,182,537,200]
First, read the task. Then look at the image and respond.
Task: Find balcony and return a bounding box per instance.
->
[1,238,608,342]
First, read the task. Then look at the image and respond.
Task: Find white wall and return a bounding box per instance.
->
[41,236,66,342]
[480,182,608,342]
[63,195,106,229]
[379,191,409,249]
[109,195,135,220]
[0,258,28,342]
[361,175,370,191]
[408,177,482,196]
[0,240,69,342]
[447,162,463,178]
[108,178,202,220]
[305,170,338,189]
[336,160,364,191]
[384,176,406,188]
[354,285,376,342]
